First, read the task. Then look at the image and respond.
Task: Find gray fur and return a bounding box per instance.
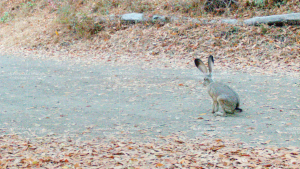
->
[194,56,242,116]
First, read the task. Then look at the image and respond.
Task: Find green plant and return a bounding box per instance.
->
[229,26,239,34]
[128,1,154,13]
[260,25,268,34]
[92,0,121,14]
[254,0,265,7]
[57,5,74,23]
[1,12,10,23]
[27,1,36,7]
[56,4,103,38]
[21,0,36,8]
[246,0,286,8]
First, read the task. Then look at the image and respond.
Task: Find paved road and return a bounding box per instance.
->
[0,55,299,147]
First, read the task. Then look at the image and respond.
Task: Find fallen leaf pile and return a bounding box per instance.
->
[0,20,299,77]
[0,134,299,168]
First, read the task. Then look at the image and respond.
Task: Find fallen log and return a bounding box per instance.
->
[243,13,300,26]
[92,13,300,27]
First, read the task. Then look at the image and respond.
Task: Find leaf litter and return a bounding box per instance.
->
[0,18,299,77]
[1,134,300,168]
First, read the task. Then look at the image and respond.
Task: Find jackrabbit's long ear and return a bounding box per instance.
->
[195,58,208,74]
[208,55,214,74]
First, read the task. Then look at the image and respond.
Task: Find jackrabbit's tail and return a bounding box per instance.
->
[235,107,243,113]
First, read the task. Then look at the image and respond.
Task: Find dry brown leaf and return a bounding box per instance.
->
[74,163,80,168]
[155,163,164,167]
[265,140,271,144]
[179,159,188,164]
[175,140,185,144]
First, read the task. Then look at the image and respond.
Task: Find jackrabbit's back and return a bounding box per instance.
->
[207,82,240,105]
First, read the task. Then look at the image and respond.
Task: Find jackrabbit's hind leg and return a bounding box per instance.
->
[217,97,235,116]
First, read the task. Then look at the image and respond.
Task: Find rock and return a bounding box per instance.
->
[93,16,106,24]
[189,18,201,24]
[243,13,300,26]
[108,14,118,21]
[90,12,300,28]
[121,13,144,23]
[221,19,240,25]
[60,42,70,47]
[152,15,168,22]
[170,16,180,22]
[204,0,238,13]
[209,20,217,24]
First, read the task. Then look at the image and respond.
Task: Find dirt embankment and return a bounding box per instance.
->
[0,0,299,74]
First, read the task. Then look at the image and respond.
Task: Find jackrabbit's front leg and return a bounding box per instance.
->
[212,101,219,114]
[215,107,227,116]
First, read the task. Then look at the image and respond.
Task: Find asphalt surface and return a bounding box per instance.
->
[0,55,299,147]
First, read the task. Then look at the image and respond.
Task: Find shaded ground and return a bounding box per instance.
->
[1,54,299,147]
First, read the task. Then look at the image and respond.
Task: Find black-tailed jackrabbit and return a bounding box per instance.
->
[194,55,242,116]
